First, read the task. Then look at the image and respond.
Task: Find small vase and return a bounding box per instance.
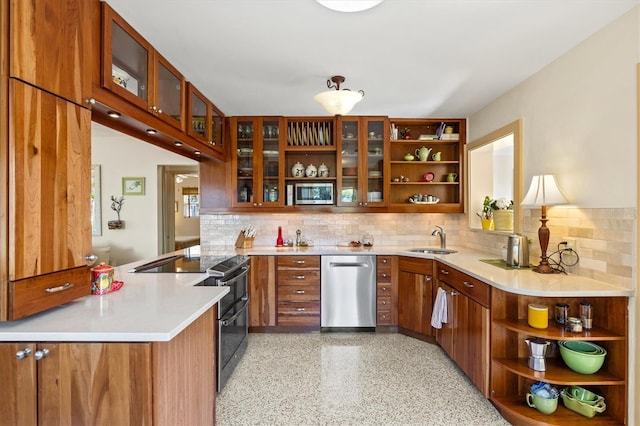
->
[481,218,494,230]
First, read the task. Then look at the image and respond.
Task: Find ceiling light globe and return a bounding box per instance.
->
[314,90,363,115]
[316,0,384,12]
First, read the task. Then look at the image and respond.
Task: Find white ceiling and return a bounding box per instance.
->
[104,0,638,118]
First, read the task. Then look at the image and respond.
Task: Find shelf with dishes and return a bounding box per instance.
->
[490,290,628,425]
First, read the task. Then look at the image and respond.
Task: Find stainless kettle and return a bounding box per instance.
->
[506,234,529,267]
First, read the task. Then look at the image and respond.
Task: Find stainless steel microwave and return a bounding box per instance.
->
[294,182,334,205]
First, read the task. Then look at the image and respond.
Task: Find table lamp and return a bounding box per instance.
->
[521,174,568,273]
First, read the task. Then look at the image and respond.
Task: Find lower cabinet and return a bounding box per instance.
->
[397,257,433,337]
[0,306,216,426]
[435,261,490,397]
[376,256,397,326]
[276,256,320,327]
[248,255,277,327]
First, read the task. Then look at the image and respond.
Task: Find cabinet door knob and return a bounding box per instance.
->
[381,287,387,292]
[85,254,98,264]
[16,348,32,359]
[381,300,387,305]
[463,281,474,288]
[382,259,388,264]
[34,349,50,360]
[425,275,433,281]
[450,290,458,296]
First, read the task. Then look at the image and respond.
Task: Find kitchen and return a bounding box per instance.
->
[0,1,638,425]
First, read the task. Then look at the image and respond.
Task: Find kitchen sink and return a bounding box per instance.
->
[408,248,457,254]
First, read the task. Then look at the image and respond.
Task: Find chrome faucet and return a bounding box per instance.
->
[432,225,446,249]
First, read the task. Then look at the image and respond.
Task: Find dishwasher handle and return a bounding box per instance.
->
[329,262,370,268]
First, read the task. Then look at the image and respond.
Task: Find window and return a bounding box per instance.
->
[182,187,199,218]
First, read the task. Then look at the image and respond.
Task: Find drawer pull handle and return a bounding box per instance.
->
[293,260,305,264]
[45,283,74,293]
[381,287,387,291]
[381,314,387,319]
[382,259,388,264]
[294,307,305,312]
[381,300,387,305]
[382,273,387,278]
[293,290,305,294]
[292,275,305,279]
[463,281,474,288]
[450,290,458,296]
[16,348,32,360]
[34,349,50,360]
[425,275,432,281]
[440,269,449,275]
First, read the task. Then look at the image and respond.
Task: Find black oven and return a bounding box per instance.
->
[131,252,250,393]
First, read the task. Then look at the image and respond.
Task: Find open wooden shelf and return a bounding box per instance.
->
[494,319,625,341]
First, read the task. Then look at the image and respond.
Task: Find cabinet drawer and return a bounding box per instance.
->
[277,301,320,326]
[377,296,392,311]
[377,256,392,267]
[277,256,320,269]
[10,266,91,320]
[377,268,392,283]
[377,283,393,295]
[278,285,320,302]
[277,270,320,286]
[377,311,392,325]
[436,263,490,307]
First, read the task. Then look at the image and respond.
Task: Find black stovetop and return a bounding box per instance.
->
[129,249,248,277]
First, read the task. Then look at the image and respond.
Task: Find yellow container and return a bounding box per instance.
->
[528,304,549,329]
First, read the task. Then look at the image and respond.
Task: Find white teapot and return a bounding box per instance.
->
[317,163,329,177]
[291,162,305,177]
[305,164,318,177]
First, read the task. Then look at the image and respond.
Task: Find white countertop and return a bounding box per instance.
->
[240,245,634,297]
[0,263,229,342]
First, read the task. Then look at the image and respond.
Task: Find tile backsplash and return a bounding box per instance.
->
[201,207,634,289]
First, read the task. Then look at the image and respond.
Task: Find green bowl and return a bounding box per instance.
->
[561,340,605,354]
[558,340,606,374]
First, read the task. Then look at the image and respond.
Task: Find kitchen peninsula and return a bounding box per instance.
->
[0,262,228,426]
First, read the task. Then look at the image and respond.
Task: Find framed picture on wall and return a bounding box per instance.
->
[122,177,145,195]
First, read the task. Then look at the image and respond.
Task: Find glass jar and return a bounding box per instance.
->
[363,234,374,247]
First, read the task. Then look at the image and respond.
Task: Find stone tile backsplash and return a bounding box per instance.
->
[201,207,634,289]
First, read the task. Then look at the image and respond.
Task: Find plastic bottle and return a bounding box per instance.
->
[276,226,284,246]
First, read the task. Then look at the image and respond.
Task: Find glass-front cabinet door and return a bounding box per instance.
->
[102,3,151,110]
[210,105,225,154]
[337,117,388,207]
[155,56,185,130]
[231,117,283,207]
[187,83,226,155]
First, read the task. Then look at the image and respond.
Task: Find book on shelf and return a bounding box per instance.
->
[440,133,459,141]
[435,122,446,140]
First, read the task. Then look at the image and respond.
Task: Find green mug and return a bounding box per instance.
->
[526,392,558,415]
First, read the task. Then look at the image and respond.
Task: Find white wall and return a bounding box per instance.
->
[468,7,638,423]
[91,123,197,265]
[469,7,638,208]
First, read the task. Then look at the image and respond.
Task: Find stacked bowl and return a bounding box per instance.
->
[558,340,606,374]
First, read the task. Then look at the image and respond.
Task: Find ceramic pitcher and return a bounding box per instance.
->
[415,146,432,161]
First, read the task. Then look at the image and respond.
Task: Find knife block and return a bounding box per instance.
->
[235,232,254,248]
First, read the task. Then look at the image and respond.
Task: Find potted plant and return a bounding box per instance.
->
[108,195,125,229]
[477,196,495,230]
[488,196,514,231]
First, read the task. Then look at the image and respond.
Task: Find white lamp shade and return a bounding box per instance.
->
[314,90,363,115]
[316,0,383,12]
[521,174,568,207]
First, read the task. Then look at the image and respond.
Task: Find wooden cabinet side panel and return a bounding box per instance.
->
[9,80,91,280]
[9,0,92,106]
[153,306,216,426]
[249,255,277,327]
[38,342,153,426]
[0,343,37,426]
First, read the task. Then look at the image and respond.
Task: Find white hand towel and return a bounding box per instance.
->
[430,287,448,329]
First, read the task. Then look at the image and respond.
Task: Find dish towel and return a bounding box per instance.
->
[430,287,448,329]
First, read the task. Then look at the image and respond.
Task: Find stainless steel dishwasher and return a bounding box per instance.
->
[321,255,376,330]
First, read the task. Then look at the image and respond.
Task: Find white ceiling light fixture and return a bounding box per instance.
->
[316,0,384,12]
[314,75,364,115]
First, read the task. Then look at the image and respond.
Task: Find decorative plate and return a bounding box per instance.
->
[423,172,435,182]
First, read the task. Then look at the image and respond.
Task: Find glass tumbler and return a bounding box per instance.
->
[579,301,593,330]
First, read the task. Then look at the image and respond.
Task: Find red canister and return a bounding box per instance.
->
[91,262,114,294]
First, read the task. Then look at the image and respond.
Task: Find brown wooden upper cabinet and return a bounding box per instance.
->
[101,3,185,131]
[9,0,92,107]
[187,83,225,155]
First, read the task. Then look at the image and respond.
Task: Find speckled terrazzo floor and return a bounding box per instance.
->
[216,333,510,426]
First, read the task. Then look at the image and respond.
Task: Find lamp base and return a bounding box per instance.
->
[532,262,559,274]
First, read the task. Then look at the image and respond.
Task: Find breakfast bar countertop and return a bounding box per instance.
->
[0,262,229,342]
[239,245,634,298]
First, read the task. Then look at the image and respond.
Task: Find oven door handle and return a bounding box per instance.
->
[221,296,249,326]
[218,265,250,286]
